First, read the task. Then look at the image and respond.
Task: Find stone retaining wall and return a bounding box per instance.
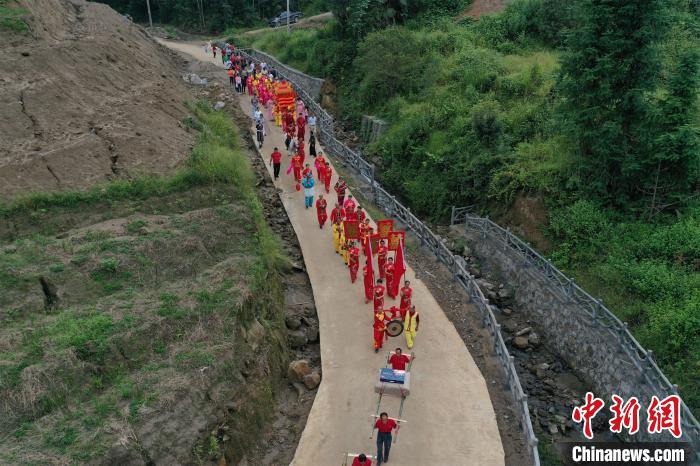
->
[458,221,699,455]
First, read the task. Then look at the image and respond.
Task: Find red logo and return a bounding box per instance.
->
[647,395,682,438]
[572,392,605,440]
[609,395,641,435]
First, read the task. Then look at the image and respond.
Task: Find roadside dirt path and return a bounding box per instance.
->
[160,40,505,466]
[457,0,507,20]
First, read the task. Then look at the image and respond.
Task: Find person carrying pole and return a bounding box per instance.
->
[348,241,360,283]
[373,279,385,312]
[377,240,388,280]
[384,257,395,298]
[374,412,399,465]
[389,348,413,371]
[352,453,372,466]
[373,310,387,352]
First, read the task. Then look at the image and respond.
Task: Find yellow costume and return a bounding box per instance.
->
[404,309,419,349]
[340,234,349,265]
[333,223,342,254]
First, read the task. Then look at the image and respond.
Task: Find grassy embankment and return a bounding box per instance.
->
[0,0,28,32]
[0,102,288,464]
[235,4,700,416]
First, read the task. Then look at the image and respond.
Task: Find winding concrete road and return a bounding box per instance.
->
[159,39,505,466]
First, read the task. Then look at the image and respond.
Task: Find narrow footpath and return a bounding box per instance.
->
[160,39,505,466]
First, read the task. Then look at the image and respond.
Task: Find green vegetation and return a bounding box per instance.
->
[238,0,700,415]
[0,0,28,32]
[0,102,288,464]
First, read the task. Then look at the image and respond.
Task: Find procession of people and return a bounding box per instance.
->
[225,50,420,466]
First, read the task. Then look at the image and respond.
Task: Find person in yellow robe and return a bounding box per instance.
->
[332,219,342,254]
[403,305,420,349]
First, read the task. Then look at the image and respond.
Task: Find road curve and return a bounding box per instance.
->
[159,39,505,466]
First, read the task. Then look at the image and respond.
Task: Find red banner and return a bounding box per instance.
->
[376,219,394,239]
[388,231,405,251]
[343,220,360,240]
[369,233,381,253]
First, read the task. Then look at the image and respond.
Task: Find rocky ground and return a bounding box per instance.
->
[1,0,194,200]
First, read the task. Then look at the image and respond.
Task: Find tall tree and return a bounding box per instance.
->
[645,45,700,217]
[558,0,667,206]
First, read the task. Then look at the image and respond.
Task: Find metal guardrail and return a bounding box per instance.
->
[451,208,700,457]
[238,48,541,466]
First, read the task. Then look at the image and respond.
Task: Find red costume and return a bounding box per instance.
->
[291,155,303,183]
[389,353,410,371]
[400,285,413,310]
[315,155,326,181]
[373,311,386,350]
[302,166,313,179]
[297,142,306,164]
[297,124,305,141]
[363,264,374,303]
[373,283,385,311]
[352,457,372,466]
[316,198,328,229]
[385,263,396,298]
[385,305,401,321]
[357,210,366,223]
[330,206,346,224]
[334,179,347,205]
[284,111,295,132]
[348,246,360,283]
[377,246,388,279]
[324,164,333,193]
[362,225,375,255]
[344,197,356,211]
[345,208,358,222]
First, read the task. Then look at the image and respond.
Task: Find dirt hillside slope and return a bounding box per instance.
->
[0,0,193,200]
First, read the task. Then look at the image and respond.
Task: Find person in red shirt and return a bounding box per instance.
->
[384,257,396,298]
[345,206,358,222]
[348,241,360,283]
[373,279,385,311]
[377,240,388,279]
[330,203,346,224]
[352,453,372,466]
[291,154,303,183]
[316,194,328,229]
[324,162,333,194]
[389,348,413,371]
[297,115,306,141]
[363,260,374,304]
[315,153,326,181]
[373,310,386,352]
[399,280,413,310]
[362,219,374,256]
[297,140,306,164]
[374,412,398,464]
[269,147,283,180]
[343,194,356,211]
[334,178,347,205]
[357,206,366,223]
